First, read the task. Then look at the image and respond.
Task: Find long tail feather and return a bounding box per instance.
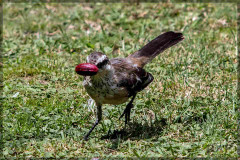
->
[128,31,184,67]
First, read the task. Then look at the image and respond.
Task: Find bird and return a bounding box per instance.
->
[75,31,184,140]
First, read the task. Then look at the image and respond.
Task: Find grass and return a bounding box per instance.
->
[2,3,238,158]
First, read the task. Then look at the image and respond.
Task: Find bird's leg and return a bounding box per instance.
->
[84,104,102,141]
[119,94,137,125]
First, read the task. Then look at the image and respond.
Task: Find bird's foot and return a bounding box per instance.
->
[83,135,89,141]
[119,103,134,125]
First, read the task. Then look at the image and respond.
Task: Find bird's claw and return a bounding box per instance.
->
[83,136,88,141]
[119,103,134,125]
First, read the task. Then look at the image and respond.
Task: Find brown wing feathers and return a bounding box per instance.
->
[111,31,183,96]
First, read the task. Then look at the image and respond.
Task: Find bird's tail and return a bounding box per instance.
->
[128,31,184,67]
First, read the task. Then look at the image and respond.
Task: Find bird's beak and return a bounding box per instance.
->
[75,63,99,76]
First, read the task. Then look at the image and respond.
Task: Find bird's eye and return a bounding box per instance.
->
[97,59,108,68]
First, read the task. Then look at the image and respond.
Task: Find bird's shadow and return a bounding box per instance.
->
[100,110,208,142]
[101,118,167,141]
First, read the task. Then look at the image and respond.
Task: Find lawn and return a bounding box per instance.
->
[2,3,238,158]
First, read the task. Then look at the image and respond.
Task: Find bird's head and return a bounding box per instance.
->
[75,52,111,76]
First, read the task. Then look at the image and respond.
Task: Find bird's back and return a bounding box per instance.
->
[111,58,154,97]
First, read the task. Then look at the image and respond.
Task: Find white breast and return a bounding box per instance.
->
[83,72,129,105]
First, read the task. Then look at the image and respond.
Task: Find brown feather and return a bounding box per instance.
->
[128,31,184,67]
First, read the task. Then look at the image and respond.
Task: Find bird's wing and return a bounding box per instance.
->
[111,58,154,97]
